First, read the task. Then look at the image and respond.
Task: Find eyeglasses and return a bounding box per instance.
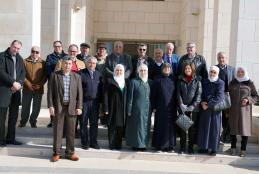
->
[54,45,62,48]
[31,50,39,54]
[139,49,146,51]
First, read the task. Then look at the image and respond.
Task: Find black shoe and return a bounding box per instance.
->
[188,148,194,154]
[82,145,89,150]
[197,149,208,154]
[30,123,37,128]
[18,123,26,128]
[6,140,22,145]
[0,142,6,147]
[209,151,217,156]
[47,122,52,128]
[90,144,100,149]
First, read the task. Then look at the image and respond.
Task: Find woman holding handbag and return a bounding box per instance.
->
[177,62,202,154]
[228,66,258,157]
[197,66,224,156]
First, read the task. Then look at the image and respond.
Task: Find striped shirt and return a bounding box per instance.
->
[63,74,70,102]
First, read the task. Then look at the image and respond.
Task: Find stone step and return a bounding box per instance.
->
[1,144,259,168]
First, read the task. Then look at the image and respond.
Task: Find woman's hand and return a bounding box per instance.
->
[201,102,208,110]
[242,98,249,106]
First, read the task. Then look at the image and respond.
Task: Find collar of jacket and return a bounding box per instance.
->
[52,51,67,57]
[179,74,200,82]
[25,56,44,63]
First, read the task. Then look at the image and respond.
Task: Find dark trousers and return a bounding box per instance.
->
[179,112,199,149]
[20,90,42,125]
[53,105,77,155]
[221,110,230,138]
[0,92,20,144]
[80,100,99,146]
[108,125,124,149]
[231,135,248,151]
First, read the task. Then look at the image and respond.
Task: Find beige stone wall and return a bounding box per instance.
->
[0,0,34,57]
[93,0,180,46]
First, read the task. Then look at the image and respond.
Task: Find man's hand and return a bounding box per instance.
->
[201,102,208,110]
[76,109,82,115]
[242,98,249,106]
[32,84,41,90]
[11,82,21,92]
[49,107,55,116]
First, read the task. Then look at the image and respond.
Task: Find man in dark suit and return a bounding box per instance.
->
[0,40,26,146]
[47,56,83,162]
[76,43,91,62]
[216,51,235,143]
[79,56,102,150]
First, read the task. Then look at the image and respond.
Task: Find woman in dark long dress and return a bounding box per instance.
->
[197,66,224,156]
[151,63,177,152]
[177,62,202,154]
[104,64,127,150]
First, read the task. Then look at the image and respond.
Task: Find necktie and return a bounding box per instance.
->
[167,56,171,64]
[90,71,94,79]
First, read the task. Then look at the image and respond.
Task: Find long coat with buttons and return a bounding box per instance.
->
[228,79,258,136]
[126,78,151,148]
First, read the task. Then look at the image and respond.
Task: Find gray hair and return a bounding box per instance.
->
[62,55,73,61]
[186,42,196,48]
[86,56,97,63]
[137,63,148,73]
[217,51,227,58]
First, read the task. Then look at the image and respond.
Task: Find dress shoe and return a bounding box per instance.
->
[47,122,52,128]
[197,149,208,154]
[51,154,60,162]
[6,140,22,145]
[0,142,6,147]
[81,145,89,150]
[66,153,79,161]
[209,151,217,156]
[188,148,194,154]
[18,123,26,128]
[90,144,100,149]
[240,150,246,157]
[30,123,37,128]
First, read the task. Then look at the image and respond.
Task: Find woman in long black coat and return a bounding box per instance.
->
[177,62,202,154]
[197,66,224,156]
[104,64,127,150]
[151,63,177,152]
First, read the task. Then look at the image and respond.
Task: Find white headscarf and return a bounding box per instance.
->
[138,63,148,82]
[235,66,250,82]
[208,65,219,82]
[113,64,125,89]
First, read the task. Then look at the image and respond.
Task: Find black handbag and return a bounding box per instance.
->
[176,113,194,132]
[212,92,231,112]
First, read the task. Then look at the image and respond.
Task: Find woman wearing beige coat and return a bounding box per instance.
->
[228,66,258,157]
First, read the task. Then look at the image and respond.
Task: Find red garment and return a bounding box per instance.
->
[185,75,193,83]
[71,61,79,72]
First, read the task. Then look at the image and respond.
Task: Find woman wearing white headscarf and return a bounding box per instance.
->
[126,64,151,151]
[197,66,225,156]
[228,66,258,157]
[103,64,127,150]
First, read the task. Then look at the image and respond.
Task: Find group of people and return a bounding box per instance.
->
[0,40,258,163]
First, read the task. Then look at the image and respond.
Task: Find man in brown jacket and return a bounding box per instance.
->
[19,46,47,128]
[48,56,83,162]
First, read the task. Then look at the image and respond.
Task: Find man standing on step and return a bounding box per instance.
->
[19,46,47,128]
[48,56,83,162]
[0,40,26,146]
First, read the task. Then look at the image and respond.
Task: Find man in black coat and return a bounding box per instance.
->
[79,56,102,150]
[130,43,154,79]
[76,43,91,62]
[0,40,26,146]
[104,41,132,81]
[177,42,208,79]
[216,51,235,143]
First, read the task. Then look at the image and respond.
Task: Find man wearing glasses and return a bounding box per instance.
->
[130,43,154,79]
[19,46,47,128]
[45,41,67,128]
[177,42,208,79]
